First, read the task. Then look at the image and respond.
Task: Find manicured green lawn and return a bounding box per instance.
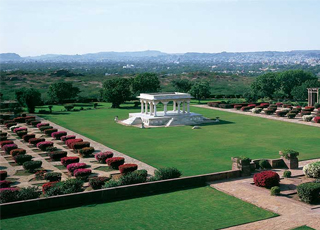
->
[39,102,320,176]
[291,226,316,230]
[0,186,277,230]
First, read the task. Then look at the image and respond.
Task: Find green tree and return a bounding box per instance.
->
[102,78,131,108]
[132,73,160,95]
[291,79,320,100]
[171,79,192,93]
[189,81,211,103]
[15,88,41,113]
[48,82,80,104]
[251,73,278,98]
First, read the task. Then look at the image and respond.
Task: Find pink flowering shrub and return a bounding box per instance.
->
[36,123,49,129]
[74,168,91,178]
[95,151,114,163]
[3,144,18,154]
[61,157,80,166]
[66,139,83,149]
[51,131,67,140]
[13,127,27,133]
[61,135,76,142]
[314,116,320,123]
[119,164,138,174]
[67,163,87,175]
[36,141,54,151]
[0,140,14,148]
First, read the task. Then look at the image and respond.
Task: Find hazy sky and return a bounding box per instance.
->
[1,0,319,56]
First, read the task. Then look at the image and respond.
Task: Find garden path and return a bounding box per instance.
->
[194,105,320,128]
[210,159,320,230]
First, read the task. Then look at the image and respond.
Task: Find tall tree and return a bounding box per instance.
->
[189,81,211,103]
[15,88,41,113]
[48,82,80,103]
[132,73,160,95]
[251,73,278,98]
[102,78,131,108]
[171,79,192,93]
[291,79,320,100]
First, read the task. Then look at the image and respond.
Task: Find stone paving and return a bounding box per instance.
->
[210,159,320,230]
[193,105,320,128]
[0,117,156,188]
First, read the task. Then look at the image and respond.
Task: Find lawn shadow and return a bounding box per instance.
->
[196,119,234,127]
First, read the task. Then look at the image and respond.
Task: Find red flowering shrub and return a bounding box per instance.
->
[37,123,49,129]
[36,141,54,151]
[95,151,113,163]
[51,131,67,140]
[74,168,91,178]
[44,128,58,136]
[67,163,87,175]
[5,122,17,129]
[61,157,80,166]
[253,171,280,188]
[31,121,41,127]
[106,157,125,169]
[276,110,288,117]
[248,104,256,107]
[0,180,11,188]
[10,148,26,157]
[234,105,242,110]
[66,138,83,149]
[314,116,320,123]
[42,181,59,194]
[22,134,35,142]
[260,103,269,108]
[13,127,27,133]
[0,171,7,180]
[119,164,138,174]
[61,135,76,142]
[241,106,251,112]
[49,151,68,161]
[276,102,283,106]
[71,141,90,150]
[0,140,14,148]
[304,106,314,111]
[3,144,18,154]
[301,110,311,116]
[29,138,45,146]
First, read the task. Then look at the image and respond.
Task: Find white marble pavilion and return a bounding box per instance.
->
[122,92,206,127]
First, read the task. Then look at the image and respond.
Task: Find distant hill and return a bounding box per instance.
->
[0,53,22,61]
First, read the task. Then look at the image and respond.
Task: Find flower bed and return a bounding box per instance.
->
[61,157,80,166]
[49,151,68,161]
[67,163,87,175]
[95,151,114,163]
[10,148,26,157]
[51,131,67,140]
[29,138,45,146]
[253,171,280,188]
[22,134,35,142]
[37,141,54,151]
[106,157,125,169]
[119,164,138,174]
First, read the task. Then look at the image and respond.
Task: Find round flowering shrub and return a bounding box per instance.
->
[234,105,242,110]
[287,113,296,119]
[119,164,138,174]
[71,141,90,150]
[45,172,62,182]
[39,126,53,132]
[61,157,79,167]
[89,177,110,189]
[303,162,320,178]
[14,155,32,165]
[37,123,49,129]
[79,147,95,157]
[248,104,256,107]
[13,127,27,133]
[10,148,26,157]
[0,180,11,188]
[0,171,8,180]
[301,110,311,116]
[22,134,35,142]
[0,140,14,148]
[276,102,283,107]
[241,106,251,112]
[304,106,314,111]
[44,128,58,137]
[61,135,76,142]
[260,103,269,108]
[37,141,54,151]
[51,131,67,140]
[29,138,45,146]
[276,110,288,117]
[31,121,41,127]
[66,139,83,149]
[253,171,280,188]
[6,122,17,129]
[42,181,59,194]
[302,115,314,122]
[74,168,91,179]
[314,116,320,123]
[16,130,28,138]
[67,163,87,175]
[3,144,18,154]
[49,151,68,161]
[95,151,114,163]
[23,161,43,173]
[106,157,125,169]
[13,117,26,123]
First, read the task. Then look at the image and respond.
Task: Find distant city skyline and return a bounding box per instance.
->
[1,0,320,56]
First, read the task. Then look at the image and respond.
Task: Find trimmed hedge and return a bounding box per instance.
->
[28,138,45,146]
[5,122,17,129]
[74,168,91,179]
[45,172,62,182]
[106,157,125,169]
[67,163,87,175]
[3,144,18,154]
[95,151,113,163]
[0,171,7,180]
[89,177,110,189]
[51,131,67,140]
[39,126,53,132]
[36,141,54,151]
[31,121,41,127]
[61,157,80,167]
[71,141,90,150]
[79,147,94,157]
[283,170,291,178]
[14,155,32,165]
[10,148,26,157]
[154,167,181,180]
[119,164,138,174]
[66,138,83,149]
[0,140,14,148]
[49,151,68,161]
[22,134,35,142]
[253,171,280,188]
[276,110,288,117]
[37,123,49,128]
[287,113,296,119]
[44,129,58,137]
[17,130,28,138]
[23,161,42,173]
[0,180,11,188]
[61,135,76,142]
[270,186,280,196]
[13,127,27,133]
[297,182,320,204]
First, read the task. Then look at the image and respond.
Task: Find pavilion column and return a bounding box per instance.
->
[182,101,186,113]
[187,101,190,114]
[162,101,168,115]
[149,101,153,115]
[177,101,181,114]
[140,100,144,113]
[144,100,148,114]
[173,100,176,111]
[153,101,159,117]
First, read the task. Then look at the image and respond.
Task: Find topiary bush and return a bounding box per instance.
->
[252,108,262,114]
[302,115,314,122]
[0,188,20,203]
[61,135,76,142]
[28,138,45,146]
[74,168,91,179]
[253,171,280,188]
[61,157,80,167]
[79,147,95,157]
[280,149,299,159]
[303,162,320,178]
[23,161,42,173]
[49,151,67,161]
[39,126,53,132]
[287,113,296,119]
[283,170,292,178]
[71,141,90,150]
[0,180,11,188]
[297,182,320,204]
[106,157,125,169]
[16,130,28,138]
[270,186,280,196]
[5,122,17,129]
[264,109,275,115]
[259,160,271,169]
[22,134,35,142]
[276,110,288,117]
[45,172,62,182]
[89,177,110,189]
[95,151,113,163]
[119,170,148,185]
[301,110,311,116]
[51,131,67,140]
[3,144,18,154]
[36,141,54,151]
[154,167,182,180]
[66,138,83,149]
[13,127,27,133]
[0,171,8,180]
[119,164,138,174]
[67,163,87,175]
[10,148,26,157]
[44,128,58,137]
[14,155,32,165]
[31,120,41,127]
[36,123,49,129]
[0,140,14,148]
